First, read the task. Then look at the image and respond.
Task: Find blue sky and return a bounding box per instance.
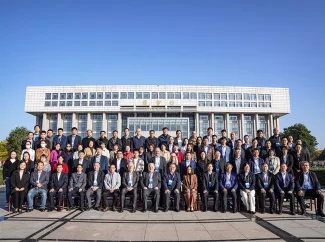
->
[0,1,324,148]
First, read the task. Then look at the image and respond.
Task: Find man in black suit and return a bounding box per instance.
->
[231,147,246,175]
[108,130,122,151]
[67,127,82,151]
[121,128,132,152]
[163,163,181,212]
[120,161,139,213]
[141,163,161,212]
[48,164,68,212]
[96,131,109,149]
[73,150,90,174]
[256,163,275,214]
[280,147,294,175]
[111,150,128,177]
[296,161,325,217]
[201,163,219,212]
[149,148,167,176]
[86,162,105,210]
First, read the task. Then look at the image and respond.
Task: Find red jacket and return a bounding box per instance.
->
[176,152,184,164]
[51,162,69,174]
[123,152,133,161]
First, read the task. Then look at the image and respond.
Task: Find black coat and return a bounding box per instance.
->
[82,136,96,149]
[256,171,274,191]
[141,172,161,189]
[201,172,219,191]
[2,159,19,179]
[50,172,68,192]
[295,171,321,191]
[108,138,122,151]
[67,135,82,151]
[238,172,255,191]
[121,135,132,151]
[280,155,294,174]
[111,158,128,176]
[10,170,30,190]
[87,170,105,189]
[96,136,109,149]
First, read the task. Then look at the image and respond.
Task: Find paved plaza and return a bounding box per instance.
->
[1,189,325,241]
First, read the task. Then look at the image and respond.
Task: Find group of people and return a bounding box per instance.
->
[2,125,324,217]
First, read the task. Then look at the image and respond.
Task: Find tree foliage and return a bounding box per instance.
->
[316,149,325,160]
[0,141,8,161]
[6,126,29,158]
[281,123,318,160]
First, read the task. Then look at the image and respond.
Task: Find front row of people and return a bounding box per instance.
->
[10,159,325,217]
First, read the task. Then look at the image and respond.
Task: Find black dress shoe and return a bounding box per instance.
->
[94,206,100,211]
[270,210,275,214]
[221,210,226,213]
[48,208,53,212]
[233,209,237,213]
[175,208,180,212]
[80,208,85,212]
[142,209,147,213]
[317,212,325,217]
[131,209,136,213]
[278,211,282,215]
[154,209,158,213]
[57,208,62,212]
[251,211,256,215]
[290,211,296,215]
[163,208,168,212]
[300,210,306,216]
[111,206,116,212]
[86,207,91,211]
[40,208,45,212]
[27,208,33,213]
[120,209,124,213]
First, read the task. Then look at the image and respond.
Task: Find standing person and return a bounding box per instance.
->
[174,130,184,147]
[260,140,272,161]
[269,128,282,150]
[194,136,203,159]
[180,152,196,178]
[67,127,82,151]
[100,142,110,159]
[121,128,132,152]
[51,155,69,174]
[168,136,175,153]
[145,130,158,152]
[11,162,30,213]
[280,147,294,175]
[21,141,35,162]
[50,143,62,167]
[292,144,308,176]
[131,128,146,152]
[68,164,87,211]
[82,130,96,150]
[201,163,219,212]
[73,150,90,174]
[212,150,227,176]
[242,135,251,150]
[35,140,50,163]
[257,163,275,214]
[109,144,119,164]
[186,144,197,162]
[91,147,109,174]
[86,162,105,210]
[39,154,52,173]
[218,129,230,144]
[210,135,220,151]
[21,151,34,173]
[3,151,19,207]
[265,149,280,175]
[141,163,161,213]
[173,145,184,164]
[21,132,35,151]
[96,131,109,149]
[84,140,96,161]
[129,149,145,175]
[33,125,41,142]
[246,139,259,161]
[180,138,189,154]
[46,129,54,152]
[256,130,266,149]
[123,146,133,161]
[203,127,214,144]
[231,148,246,175]
[149,148,167,177]
[73,144,84,160]
[102,164,121,212]
[158,127,171,148]
[52,128,67,150]
[182,166,198,212]
[111,150,128,177]
[108,130,122,151]
[163,163,181,212]
[189,131,197,146]
[48,164,68,212]
[217,137,231,163]
[199,137,215,162]
[226,132,237,150]
[160,144,170,163]
[248,149,264,175]
[238,163,256,214]
[167,153,180,173]
[145,144,155,165]
[220,163,238,213]
[62,144,74,173]
[196,151,207,181]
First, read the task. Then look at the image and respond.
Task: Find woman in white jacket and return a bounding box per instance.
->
[265,149,280,175]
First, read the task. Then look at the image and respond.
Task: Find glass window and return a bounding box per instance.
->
[266,102,272,107]
[59,101,65,106]
[244,93,250,100]
[236,93,242,100]
[159,92,166,99]
[78,113,88,138]
[136,92,142,99]
[143,92,150,99]
[89,101,96,106]
[62,114,72,136]
[90,92,96,99]
[152,92,158,99]
[167,92,174,99]
[105,92,111,99]
[60,93,66,100]
[251,102,257,107]
[199,114,209,137]
[128,92,134,99]
[206,101,212,106]
[243,115,253,139]
[265,94,271,101]
[67,101,73,106]
[229,115,239,137]
[229,93,235,100]
[112,92,119,99]
[198,93,205,99]
[214,93,220,100]
[120,92,127,99]
[52,101,58,106]
[229,101,235,107]
[105,101,111,106]
[198,101,205,106]
[67,93,73,99]
[206,93,212,100]
[214,101,220,107]
[49,114,58,136]
[97,92,103,99]
[221,101,228,107]
[183,92,189,99]
[52,93,58,100]
[92,114,103,139]
[82,92,88,99]
[190,92,197,99]
[259,102,265,107]
[81,101,88,106]
[258,116,267,137]
[74,101,80,106]
[258,94,264,101]
[244,102,250,107]
[175,92,181,99]
[251,94,257,101]
[112,101,118,106]
[214,115,224,136]
[97,101,103,106]
[45,93,51,100]
[107,114,118,137]
[75,93,81,99]
[221,93,227,100]
[45,101,51,107]
[236,102,242,107]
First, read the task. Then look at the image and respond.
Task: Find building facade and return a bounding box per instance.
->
[25,85,290,139]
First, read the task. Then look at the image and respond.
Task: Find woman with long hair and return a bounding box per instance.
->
[160,144,171,163]
[186,144,197,162]
[265,149,280,175]
[21,151,34,173]
[62,144,74,172]
[180,138,189,155]
[73,144,83,160]
[84,140,96,161]
[2,151,19,207]
[182,165,198,212]
[50,143,62,167]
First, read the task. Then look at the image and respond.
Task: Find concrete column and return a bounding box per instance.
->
[269,114,274,134]
[255,114,259,133]
[275,117,280,131]
[240,113,245,139]
[87,113,92,131]
[117,112,122,138]
[195,113,199,133]
[225,113,229,137]
[57,113,63,129]
[72,113,78,128]
[102,113,107,133]
[42,113,48,131]
[267,114,271,138]
[210,113,214,132]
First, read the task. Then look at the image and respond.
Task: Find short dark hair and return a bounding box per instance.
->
[236,139,242,143]
[117,150,123,154]
[110,163,116,167]
[38,161,44,165]
[124,128,129,131]
[71,127,78,131]
[78,150,85,154]
[47,129,53,132]
[113,130,118,133]
[221,129,227,133]
[252,138,257,142]
[34,125,40,129]
[149,130,155,133]
[100,130,106,134]
[40,154,47,158]
[176,130,181,134]
[41,130,46,134]
[207,127,213,131]
[96,147,103,150]
[56,163,63,168]
[162,127,169,131]
[244,135,249,138]
[28,132,34,135]
[212,135,217,138]
[58,128,63,131]
[133,149,139,153]
[257,130,263,133]
[57,155,64,159]
[253,148,259,152]
[77,164,83,168]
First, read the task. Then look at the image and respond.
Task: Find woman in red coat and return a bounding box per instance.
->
[51,155,69,174]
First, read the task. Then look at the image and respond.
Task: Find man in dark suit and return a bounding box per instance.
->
[280,147,294,175]
[255,130,266,150]
[275,163,295,215]
[82,130,96,149]
[201,163,219,212]
[120,161,139,213]
[21,132,35,150]
[141,163,161,212]
[91,147,109,174]
[35,130,51,149]
[27,161,49,212]
[226,132,237,150]
[296,161,325,217]
[73,150,90,174]
[53,128,67,150]
[199,137,215,162]
[245,139,259,161]
[111,150,128,177]
[121,128,132,152]
[269,127,282,150]
[108,130,122,151]
[67,127,82,151]
[231,147,246,175]
[256,163,275,214]
[48,164,68,212]
[145,130,158,152]
[292,144,309,176]
[68,164,87,211]
[163,163,181,212]
[86,162,105,210]
[180,154,196,178]
[96,131,109,149]
[217,137,231,163]
[232,139,246,160]
[248,148,264,175]
[220,163,238,213]
[149,148,167,176]
[131,128,146,152]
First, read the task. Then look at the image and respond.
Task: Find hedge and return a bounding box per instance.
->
[310,168,325,186]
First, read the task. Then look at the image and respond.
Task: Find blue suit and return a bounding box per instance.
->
[248,158,264,174]
[220,172,238,212]
[53,135,67,150]
[217,145,231,163]
[275,172,295,213]
[219,172,238,191]
[91,155,109,174]
[180,160,196,178]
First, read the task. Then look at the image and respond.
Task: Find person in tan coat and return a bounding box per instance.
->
[35,140,50,163]
[182,165,198,212]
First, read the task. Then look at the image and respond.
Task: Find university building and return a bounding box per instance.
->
[25,85,290,139]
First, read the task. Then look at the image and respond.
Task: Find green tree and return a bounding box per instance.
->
[281,123,318,160]
[0,141,8,160]
[316,149,325,160]
[6,126,29,158]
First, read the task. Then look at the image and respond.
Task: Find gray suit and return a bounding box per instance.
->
[141,172,161,211]
[102,172,121,208]
[27,170,50,209]
[67,172,87,208]
[121,172,139,210]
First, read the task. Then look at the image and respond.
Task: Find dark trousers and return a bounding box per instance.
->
[164,190,180,210]
[103,189,120,208]
[201,190,219,211]
[68,188,85,208]
[221,189,237,212]
[86,188,102,208]
[49,190,64,208]
[297,189,324,213]
[277,188,295,213]
[259,190,275,212]
[14,190,26,209]
[143,188,160,211]
[121,188,137,210]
